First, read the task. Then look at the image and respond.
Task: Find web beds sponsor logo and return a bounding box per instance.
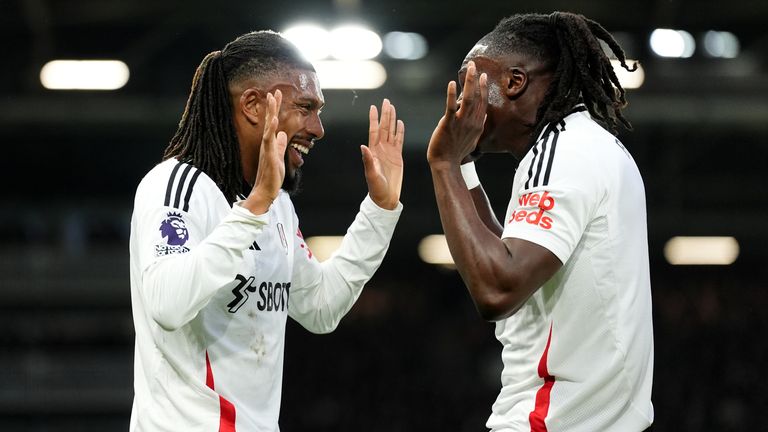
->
[508,191,555,230]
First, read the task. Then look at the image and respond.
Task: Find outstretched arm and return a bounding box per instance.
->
[427,62,560,321]
[289,100,404,333]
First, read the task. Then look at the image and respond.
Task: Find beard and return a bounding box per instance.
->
[281,152,302,196]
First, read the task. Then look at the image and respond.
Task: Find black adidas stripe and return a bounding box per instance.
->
[524,129,559,189]
[173,164,194,209]
[164,162,200,211]
[522,104,584,189]
[542,130,559,186]
[532,134,549,187]
[183,169,203,212]
[164,163,183,207]
[525,144,540,189]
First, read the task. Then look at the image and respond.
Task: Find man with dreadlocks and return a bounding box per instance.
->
[427,12,653,431]
[129,30,404,431]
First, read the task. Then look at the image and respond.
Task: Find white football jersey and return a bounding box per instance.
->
[487,107,654,432]
[129,158,402,431]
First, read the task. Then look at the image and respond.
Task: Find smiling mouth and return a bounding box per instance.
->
[291,142,310,155]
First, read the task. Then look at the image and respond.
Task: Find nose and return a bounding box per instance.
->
[307,111,325,140]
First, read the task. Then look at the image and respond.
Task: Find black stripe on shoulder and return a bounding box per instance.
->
[542,130,560,186]
[524,144,540,190]
[532,134,549,188]
[182,169,203,212]
[164,162,183,207]
[172,164,194,209]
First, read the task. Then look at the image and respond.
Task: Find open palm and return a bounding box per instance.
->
[361,99,404,210]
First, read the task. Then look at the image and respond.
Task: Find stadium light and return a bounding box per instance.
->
[650,29,696,58]
[313,60,386,89]
[282,23,387,88]
[305,236,344,262]
[282,24,331,61]
[383,31,428,60]
[329,25,382,60]
[418,235,454,267]
[663,236,739,265]
[283,23,382,61]
[702,31,740,58]
[610,59,645,89]
[40,60,129,90]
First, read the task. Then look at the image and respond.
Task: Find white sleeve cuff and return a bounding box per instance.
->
[460,161,481,189]
[361,194,404,216]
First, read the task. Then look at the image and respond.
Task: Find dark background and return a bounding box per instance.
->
[1,0,767,430]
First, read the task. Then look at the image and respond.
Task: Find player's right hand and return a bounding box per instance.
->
[245,90,287,215]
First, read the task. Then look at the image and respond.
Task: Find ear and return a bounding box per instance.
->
[239,88,264,125]
[504,67,528,99]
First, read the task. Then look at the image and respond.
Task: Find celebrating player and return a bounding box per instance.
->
[129,30,404,431]
[427,12,653,431]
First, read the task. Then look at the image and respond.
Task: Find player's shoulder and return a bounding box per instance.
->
[543,110,626,168]
[522,111,613,189]
[135,158,221,213]
[559,110,616,148]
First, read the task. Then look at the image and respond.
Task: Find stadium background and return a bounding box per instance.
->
[1,0,767,430]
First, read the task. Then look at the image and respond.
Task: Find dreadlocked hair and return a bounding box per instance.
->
[483,12,636,142]
[163,30,314,203]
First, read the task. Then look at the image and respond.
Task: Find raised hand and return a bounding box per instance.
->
[244,90,288,214]
[427,61,488,166]
[360,99,405,210]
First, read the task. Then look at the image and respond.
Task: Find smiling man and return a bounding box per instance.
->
[129,30,404,431]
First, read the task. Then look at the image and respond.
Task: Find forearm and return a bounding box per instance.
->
[290,196,402,333]
[430,162,517,314]
[469,185,503,237]
[142,205,268,331]
[461,161,503,236]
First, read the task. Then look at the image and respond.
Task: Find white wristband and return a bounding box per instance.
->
[460,161,481,190]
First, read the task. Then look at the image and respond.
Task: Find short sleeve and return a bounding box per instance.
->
[502,134,603,264]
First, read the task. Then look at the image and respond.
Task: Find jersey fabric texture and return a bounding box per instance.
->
[487,107,654,432]
[129,158,402,431]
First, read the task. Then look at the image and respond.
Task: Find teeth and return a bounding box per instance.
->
[291,142,309,155]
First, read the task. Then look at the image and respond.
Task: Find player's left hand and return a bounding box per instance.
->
[360,99,404,210]
[427,61,488,166]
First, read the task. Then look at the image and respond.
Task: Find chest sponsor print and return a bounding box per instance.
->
[227,274,291,313]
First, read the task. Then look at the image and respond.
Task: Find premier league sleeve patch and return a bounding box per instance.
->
[154,212,192,257]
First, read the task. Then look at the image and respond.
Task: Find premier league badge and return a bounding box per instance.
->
[155,212,191,256]
[160,212,189,245]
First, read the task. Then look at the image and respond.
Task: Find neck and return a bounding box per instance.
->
[238,139,258,187]
[233,117,258,187]
[510,137,532,160]
[504,119,537,160]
